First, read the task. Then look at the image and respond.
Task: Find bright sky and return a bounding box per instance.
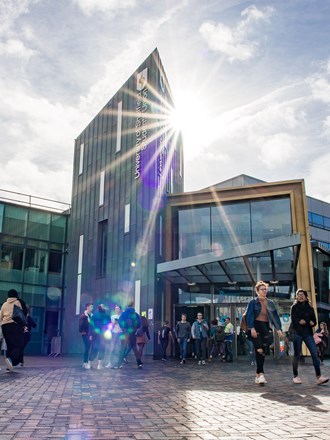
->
[1,0,330,203]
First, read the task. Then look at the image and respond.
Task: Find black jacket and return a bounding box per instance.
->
[290,301,316,336]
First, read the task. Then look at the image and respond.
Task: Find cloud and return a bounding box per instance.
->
[307,152,330,203]
[0,0,40,35]
[72,0,136,15]
[0,38,34,59]
[199,5,275,62]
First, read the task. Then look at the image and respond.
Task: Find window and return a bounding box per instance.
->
[76,235,84,314]
[124,203,130,233]
[99,170,105,206]
[116,101,122,153]
[97,220,108,277]
[79,143,84,175]
[135,279,141,313]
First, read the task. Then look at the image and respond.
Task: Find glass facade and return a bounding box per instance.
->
[0,202,68,354]
[178,197,292,258]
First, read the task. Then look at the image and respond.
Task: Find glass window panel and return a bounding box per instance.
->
[48,251,62,273]
[324,216,330,230]
[27,211,51,241]
[179,207,211,258]
[211,203,251,252]
[311,213,324,227]
[3,205,27,236]
[251,198,291,242]
[50,215,66,243]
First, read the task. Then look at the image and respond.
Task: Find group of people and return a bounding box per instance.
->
[79,300,150,369]
[246,281,328,385]
[0,289,37,371]
[157,281,329,387]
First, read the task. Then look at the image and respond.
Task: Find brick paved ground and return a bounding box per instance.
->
[0,355,329,440]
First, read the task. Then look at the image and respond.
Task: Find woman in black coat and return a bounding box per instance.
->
[290,289,328,385]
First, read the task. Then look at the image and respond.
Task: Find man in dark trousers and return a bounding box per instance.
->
[118,301,142,368]
[79,302,93,369]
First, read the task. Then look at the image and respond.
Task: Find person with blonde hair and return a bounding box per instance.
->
[246,281,283,384]
[290,289,328,385]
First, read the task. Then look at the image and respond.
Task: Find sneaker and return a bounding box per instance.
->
[123,358,128,364]
[161,358,167,361]
[293,376,302,384]
[255,374,266,384]
[138,364,142,369]
[251,361,255,366]
[317,376,329,385]
[5,358,13,371]
[180,359,186,364]
[202,360,206,365]
[198,360,202,365]
[105,363,113,369]
[97,364,104,370]
[84,362,91,370]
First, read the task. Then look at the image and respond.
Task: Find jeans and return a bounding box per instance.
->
[225,340,233,362]
[195,338,207,361]
[160,339,169,359]
[82,334,91,363]
[249,321,270,374]
[292,332,321,377]
[179,338,188,360]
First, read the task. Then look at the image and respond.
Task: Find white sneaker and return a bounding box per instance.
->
[198,360,202,365]
[255,374,266,384]
[84,362,91,369]
[293,376,302,384]
[97,364,103,370]
[5,358,13,371]
[202,360,206,365]
[317,376,329,385]
[105,363,113,369]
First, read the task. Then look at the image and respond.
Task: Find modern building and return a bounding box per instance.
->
[0,189,69,354]
[63,48,184,354]
[63,48,330,357]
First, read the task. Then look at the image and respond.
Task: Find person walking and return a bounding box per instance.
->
[191,312,209,365]
[246,281,283,385]
[106,305,124,369]
[136,315,151,363]
[290,289,329,385]
[158,320,174,361]
[79,302,93,369]
[314,322,329,365]
[20,305,37,366]
[118,301,142,368]
[176,313,191,365]
[224,317,234,362]
[89,304,111,370]
[0,289,25,371]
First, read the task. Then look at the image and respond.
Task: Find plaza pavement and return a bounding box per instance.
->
[0,354,329,440]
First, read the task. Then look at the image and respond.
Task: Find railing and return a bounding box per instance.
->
[0,188,70,214]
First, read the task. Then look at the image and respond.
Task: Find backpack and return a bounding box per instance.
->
[214,326,225,343]
[240,312,248,333]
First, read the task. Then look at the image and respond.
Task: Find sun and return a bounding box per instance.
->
[168,92,209,159]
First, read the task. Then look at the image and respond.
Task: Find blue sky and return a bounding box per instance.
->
[1,0,330,203]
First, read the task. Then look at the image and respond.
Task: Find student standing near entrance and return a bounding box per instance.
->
[290,289,329,385]
[191,312,209,365]
[246,281,283,385]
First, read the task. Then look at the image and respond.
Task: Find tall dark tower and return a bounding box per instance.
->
[64,49,184,354]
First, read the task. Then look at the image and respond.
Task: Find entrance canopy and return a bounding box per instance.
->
[157,233,301,291]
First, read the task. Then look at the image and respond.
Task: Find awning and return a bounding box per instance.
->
[157,233,301,290]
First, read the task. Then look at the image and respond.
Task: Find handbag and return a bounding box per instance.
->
[12,304,27,326]
[313,333,322,345]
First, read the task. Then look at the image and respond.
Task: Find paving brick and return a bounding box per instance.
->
[0,356,329,439]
